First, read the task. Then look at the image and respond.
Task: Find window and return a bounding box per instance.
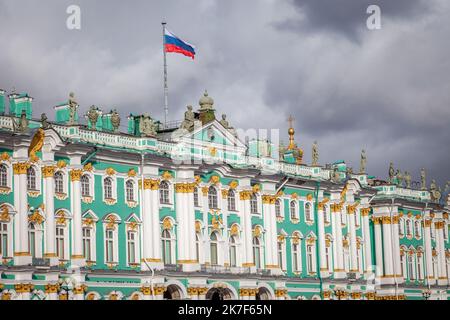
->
[81,175,91,197]
[406,219,412,237]
[28,223,37,258]
[127,230,137,264]
[56,226,65,260]
[82,227,93,261]
[104,177,113,199]
[195,233,201,262]
[210,232,219,265]
[161,229,173,264]
[250,193,258,214]
[27,167,36,190]
[324,206,330,224]
[399,218,405,236]
[431,223,436,240]
[400,251,407,278]
[193,187,199,207]
[306,244,315,274]
[417,253,424,280]
[54,171,64,194]
[159,181,170,204]
[290,201,297,220]
[305,203,312,221]
[278,241,284,270]
[0,164,7,187]
[0,222,9,258]
[227,190,236,211]
[275,199,282,217]
[325,245,331,272]
[126,180,135,202]
[414,221,421,238]
[105,229,115,263]
[253,237,262,269]
[292,240,301,272]
[408,254,415,280]
[229,236,237,267]
[208,186,218,209]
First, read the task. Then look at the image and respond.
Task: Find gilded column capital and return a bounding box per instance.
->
[44,283,60,294]
[140,286,152,295]
[239,190,252,200]
[392,215,399,224]
[318,198,329,210]
[381,216,391,224]
[15,283,34,293]
[143,179,159,190]
[360,208,371,216]
[221,189,228,198]
[13,162,30,175]
[187,287,199,295]
[262,194,276,204]
[424,219,432,227]
[70,169,83,181]
[73,284,88,295]
[372,216,382,225]
[153,286,166,295]
[42,165,56,178]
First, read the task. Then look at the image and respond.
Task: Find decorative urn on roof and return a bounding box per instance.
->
[198,90,216,124]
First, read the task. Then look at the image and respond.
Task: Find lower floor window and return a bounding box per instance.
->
[105,229,115,263]
[56,226,65,260]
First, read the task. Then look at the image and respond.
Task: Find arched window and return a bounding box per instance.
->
[126,180,135,202]
[161,229,173,264]
[105,229,115,263]
[28,223,37,258]
[408,253,415,280]
[82,227,93,261]
[227,190,236,211]
[208,186,218,209]
[0,221,9,258]
[210,232,219,265]
[290,201,297,220]
[414,221,421,238]
[27,167,36,190]
[54,171,64,194]
[406,219,412,237]
[81,175,91,197]
[229,235,237,267]
[127,230,137,264]
[104,177,113,199]
[278,241,285,270]
[253,236,262,269]
[56,226,65,260]
[399,218,405,236]
[159,181,170,204]
[305,203,312,221]
[0,164,8,187]
[193,187,199,207]
[275,199,281,217]
[250,193,258,214]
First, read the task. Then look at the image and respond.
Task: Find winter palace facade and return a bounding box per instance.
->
[0,89,449,300]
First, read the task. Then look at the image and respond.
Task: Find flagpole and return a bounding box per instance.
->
[162,21,168,129]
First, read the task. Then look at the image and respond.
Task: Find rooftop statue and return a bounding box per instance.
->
[139,113,157,137]
[13,110,29,133]
[180,105,195,131]
[360,149,367,174]
[87,105,99,130]
[396,170,403,187]
[110,109,121,133]
[404,171,411,189]
[68,92,78,125]
[41,113,51,130]
[312,141,319,166]
[332,167,340,183]
[219,114,229,129]
[421,168,426,190]
[430,179,442,203]
[388,162,395,183]
[346,167,354,175]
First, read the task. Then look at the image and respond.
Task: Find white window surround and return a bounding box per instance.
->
[55,224,69,261]
[82,226,95,262]
[414,220,422,239]
[161,228,176,265]
[159,180,173,208]
[304,202,313,222]
[102,176,117,204]
[125,214,141,266]
[54,169,68,197]
[28,222,43,259]
[81,172,95,200]
[275,198,284,218]
[0,220,13,259]
[0,163,12,190]
[227,189,237,212]
[124,178,138,204]
[26,164,41,194]
[82,210,99,262]
[289,200,299,221]
[102,213,121,265]
[399,218,405,237]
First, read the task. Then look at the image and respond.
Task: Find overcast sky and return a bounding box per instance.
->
[0,0,449,189]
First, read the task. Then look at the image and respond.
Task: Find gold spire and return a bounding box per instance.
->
[287,115,296,150]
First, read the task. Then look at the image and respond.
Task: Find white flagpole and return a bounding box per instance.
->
[162,21,169,129]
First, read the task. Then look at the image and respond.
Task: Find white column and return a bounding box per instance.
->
[70,169,85,267]
[382,216,394,278]
[222,190,230,267]
[348,205,358,273]
[141,179,162,270]
[317,202,327,275]
[240,191,254,270]
[373,217,384,277]
[361,208,373,275]
[423,219,434,283]
[13,162,32,265]
[42,165,58,265]
[436,221,447,285]
[391,215,402,282]
[333,204,344,277]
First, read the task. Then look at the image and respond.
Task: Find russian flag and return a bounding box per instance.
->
[164,29,196,60]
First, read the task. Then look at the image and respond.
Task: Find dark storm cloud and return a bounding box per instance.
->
[0,0,448,189]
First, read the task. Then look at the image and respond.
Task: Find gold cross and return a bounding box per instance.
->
[287,115,295,128]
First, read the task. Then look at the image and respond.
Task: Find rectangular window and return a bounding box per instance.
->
[0,223,8,258]
[105,230,114,263]
[56,227,65,260]
[127,231,136,264]
[278,242,284,270]
[307,245,314,273]
[82,228,92,261]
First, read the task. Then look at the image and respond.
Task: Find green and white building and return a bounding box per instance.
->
[0,89,449,300]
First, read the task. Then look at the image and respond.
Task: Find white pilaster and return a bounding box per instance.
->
[70,168,85,267]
